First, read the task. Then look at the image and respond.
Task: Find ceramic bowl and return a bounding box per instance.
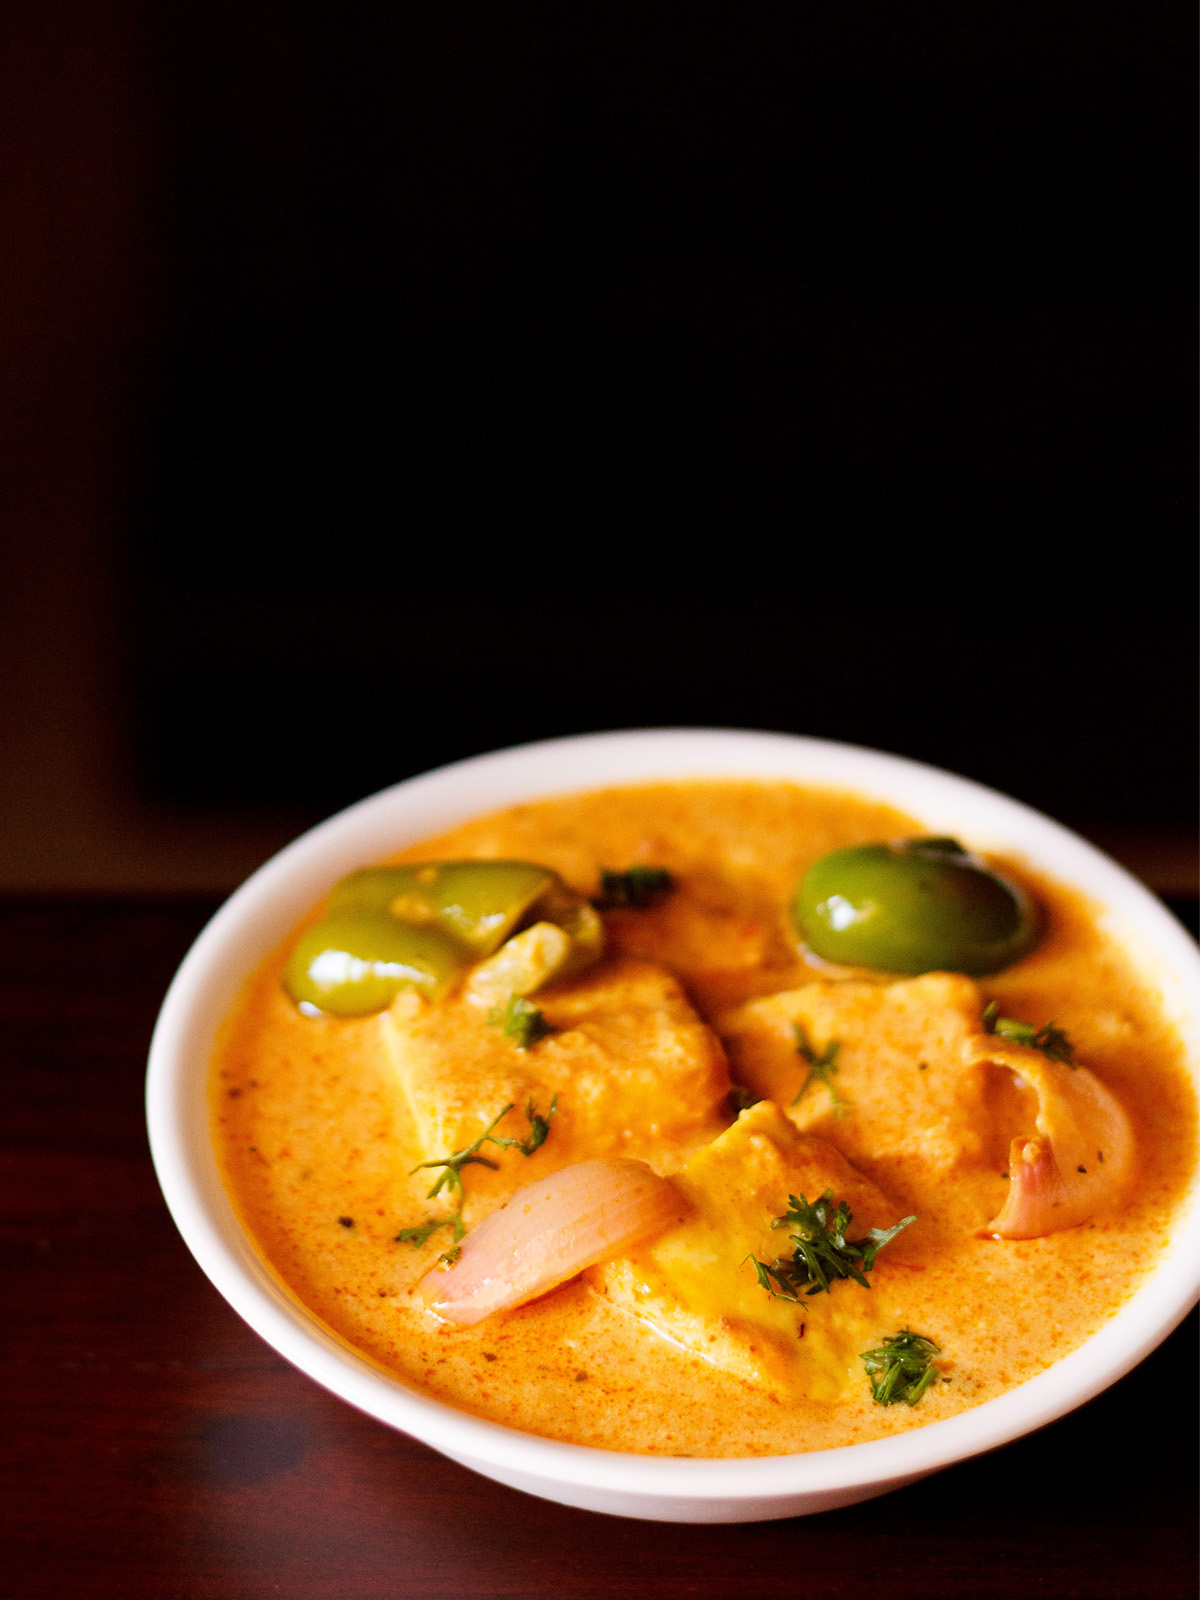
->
[146,729,1200,1522]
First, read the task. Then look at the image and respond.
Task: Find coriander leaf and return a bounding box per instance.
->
[857,1216,915,1271]
[748,1190,915,1300]
[438,1245,462,1266]
[982,1002,1075,1067]
[395,1211,467,1249]
[1030,1021,1074,1066]
[395,1219,444,1248]
[487,994,552,1050]
[791,1024,849,1118]
[593,866,674,909]
[860,1328,941,1406]
[747,1255,798,1300]
[411,1104,513,1203]
[488,995,549,1049]
[409,1095,557,1223]
[488,1094,558,1156]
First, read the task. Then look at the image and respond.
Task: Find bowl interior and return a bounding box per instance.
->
[146,729,1200,1518]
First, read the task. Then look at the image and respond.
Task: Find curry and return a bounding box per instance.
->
[211,781,1196,1457]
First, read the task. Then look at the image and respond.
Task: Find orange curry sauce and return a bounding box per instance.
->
[211,782,1196,1456]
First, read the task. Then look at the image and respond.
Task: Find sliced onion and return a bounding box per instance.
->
[418,1158,685,1326]
[972,1041,1134,1239]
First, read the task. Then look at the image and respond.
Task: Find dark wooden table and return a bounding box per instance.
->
[4,897,1196,1600]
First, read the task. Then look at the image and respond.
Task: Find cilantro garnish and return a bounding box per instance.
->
[791,1024,848,1118]
[487,994,552,1050]
[982,1001,1075,1066]
[400,1097,558,1243]
[747,1190,915,1300]
[593,866,674,909]
[411,1105,511,1206]
[860,1329,941,1406]
[395,1212,466,1250]
[491,1094,559,1157]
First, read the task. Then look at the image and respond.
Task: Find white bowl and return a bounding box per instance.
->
[146,728,1200,1523]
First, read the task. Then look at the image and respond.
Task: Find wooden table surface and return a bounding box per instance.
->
[4,897,1197,1600]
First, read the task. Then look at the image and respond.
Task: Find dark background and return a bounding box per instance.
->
[0,9,1195,1594]
[1,1,1196,892]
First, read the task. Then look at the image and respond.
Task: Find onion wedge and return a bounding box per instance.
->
[418,1158,685,1326]
[969,1039,1134,1239]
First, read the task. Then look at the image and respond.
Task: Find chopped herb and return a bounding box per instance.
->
[405,1097,558,1239]
[593,866,674,909]
[861,1329,941,1406]
[438,1245,462,1266]
[337,1216,354,1228]
[411,1105,510,1206]
[487,994,552,1050]
[747,1190,915,1300]
[982,1002,1075,1066]
[1030,1020,1074,1065]
[791,1024,848,1118]
[489,1094,558,1156]
[729,1086,761,1114]
[395,1219,439,1247]
[395,1214,466,1249]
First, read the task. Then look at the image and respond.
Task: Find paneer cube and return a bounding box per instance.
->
[716,974,987,1216]
[588,1100,907,1401]
[380,957,732,1184]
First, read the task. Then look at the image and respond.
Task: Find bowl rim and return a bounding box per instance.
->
[146,726,1200,1504]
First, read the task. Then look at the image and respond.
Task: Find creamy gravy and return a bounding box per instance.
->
[211,781,1196,1456]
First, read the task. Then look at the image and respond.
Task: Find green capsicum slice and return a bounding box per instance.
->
[284,911,467,1016]
[329,860,557,957]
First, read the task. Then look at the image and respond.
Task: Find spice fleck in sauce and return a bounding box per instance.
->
[211,782,1196,1456]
